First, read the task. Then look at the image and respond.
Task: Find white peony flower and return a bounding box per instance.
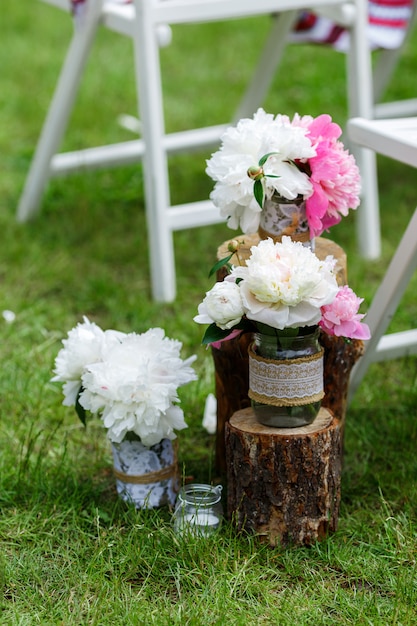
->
[78,328,197,446]
[194,281,244,330]
[51,317,126,406]
[202,393,217,435]
[206,108,315,233]
[231,237,338,329]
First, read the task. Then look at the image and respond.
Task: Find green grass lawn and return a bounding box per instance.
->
[1,2,417,624]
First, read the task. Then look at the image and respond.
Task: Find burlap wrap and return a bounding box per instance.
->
[248,346,324,407]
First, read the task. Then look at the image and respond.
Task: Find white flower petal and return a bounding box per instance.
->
[202,393,217,435]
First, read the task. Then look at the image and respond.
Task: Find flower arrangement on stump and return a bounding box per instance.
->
[52,318,197,508]
[206,108,361,244]
[194,237,370,428]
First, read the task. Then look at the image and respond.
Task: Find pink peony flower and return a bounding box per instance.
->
[304,114,361,238]
[319,285,371,340]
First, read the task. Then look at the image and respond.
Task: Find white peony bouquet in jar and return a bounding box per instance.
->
[52,318,197,447]
[206,108,361,239]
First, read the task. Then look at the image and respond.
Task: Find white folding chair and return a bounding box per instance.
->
[347,116,417,399]
[17,0,374,302]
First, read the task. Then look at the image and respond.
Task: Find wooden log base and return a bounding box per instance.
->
[225,407,342,547]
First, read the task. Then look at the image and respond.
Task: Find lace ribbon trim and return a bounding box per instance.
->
[113,442,179,485]
[248,347,324,407]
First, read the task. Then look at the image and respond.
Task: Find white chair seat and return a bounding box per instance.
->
[348,116,417,166]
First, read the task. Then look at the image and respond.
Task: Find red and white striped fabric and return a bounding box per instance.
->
[70,0,414,51]
[292,1,414,51]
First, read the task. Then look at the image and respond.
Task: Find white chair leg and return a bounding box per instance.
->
[353,146,381,259]
[133,0,176,302]
[345,0,381,259]
[16,0,102,222]
[349,205,417,398]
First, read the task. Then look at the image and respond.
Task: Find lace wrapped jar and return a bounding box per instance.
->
[111,436,179,509]
[248,327,324,428]
[259,193,314,250]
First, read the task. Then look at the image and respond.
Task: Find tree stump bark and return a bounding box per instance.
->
[212,332,251,473]
[320,333,364,429]
[225,407,342,547]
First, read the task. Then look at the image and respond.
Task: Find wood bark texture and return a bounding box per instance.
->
[225,407,342,547]
[320,333,364,428]
[211,333,251,474]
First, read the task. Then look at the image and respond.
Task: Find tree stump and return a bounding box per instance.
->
[225,407,342,547]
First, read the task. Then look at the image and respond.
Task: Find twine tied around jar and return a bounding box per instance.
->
[113,440,179,485]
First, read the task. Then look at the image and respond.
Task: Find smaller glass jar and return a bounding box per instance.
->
[173,484,223,537]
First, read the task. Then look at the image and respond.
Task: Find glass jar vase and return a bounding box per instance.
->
[173,484,223,537]
[259,193,314,250]
[248,327,324,428]
[111,436,178,509]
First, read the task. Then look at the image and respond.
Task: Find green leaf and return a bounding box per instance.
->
[75,387,87,426]
[201,324,232,345]
[201,318,256,345]
[258,151,279,166]
[208,253,233,277]
[254,179,264,209]
[254,322,278,336]
[277,327,299,350]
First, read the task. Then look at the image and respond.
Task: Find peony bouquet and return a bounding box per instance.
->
[52,318,197,446]
[194,237,370,345]
[206,108,361,238]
